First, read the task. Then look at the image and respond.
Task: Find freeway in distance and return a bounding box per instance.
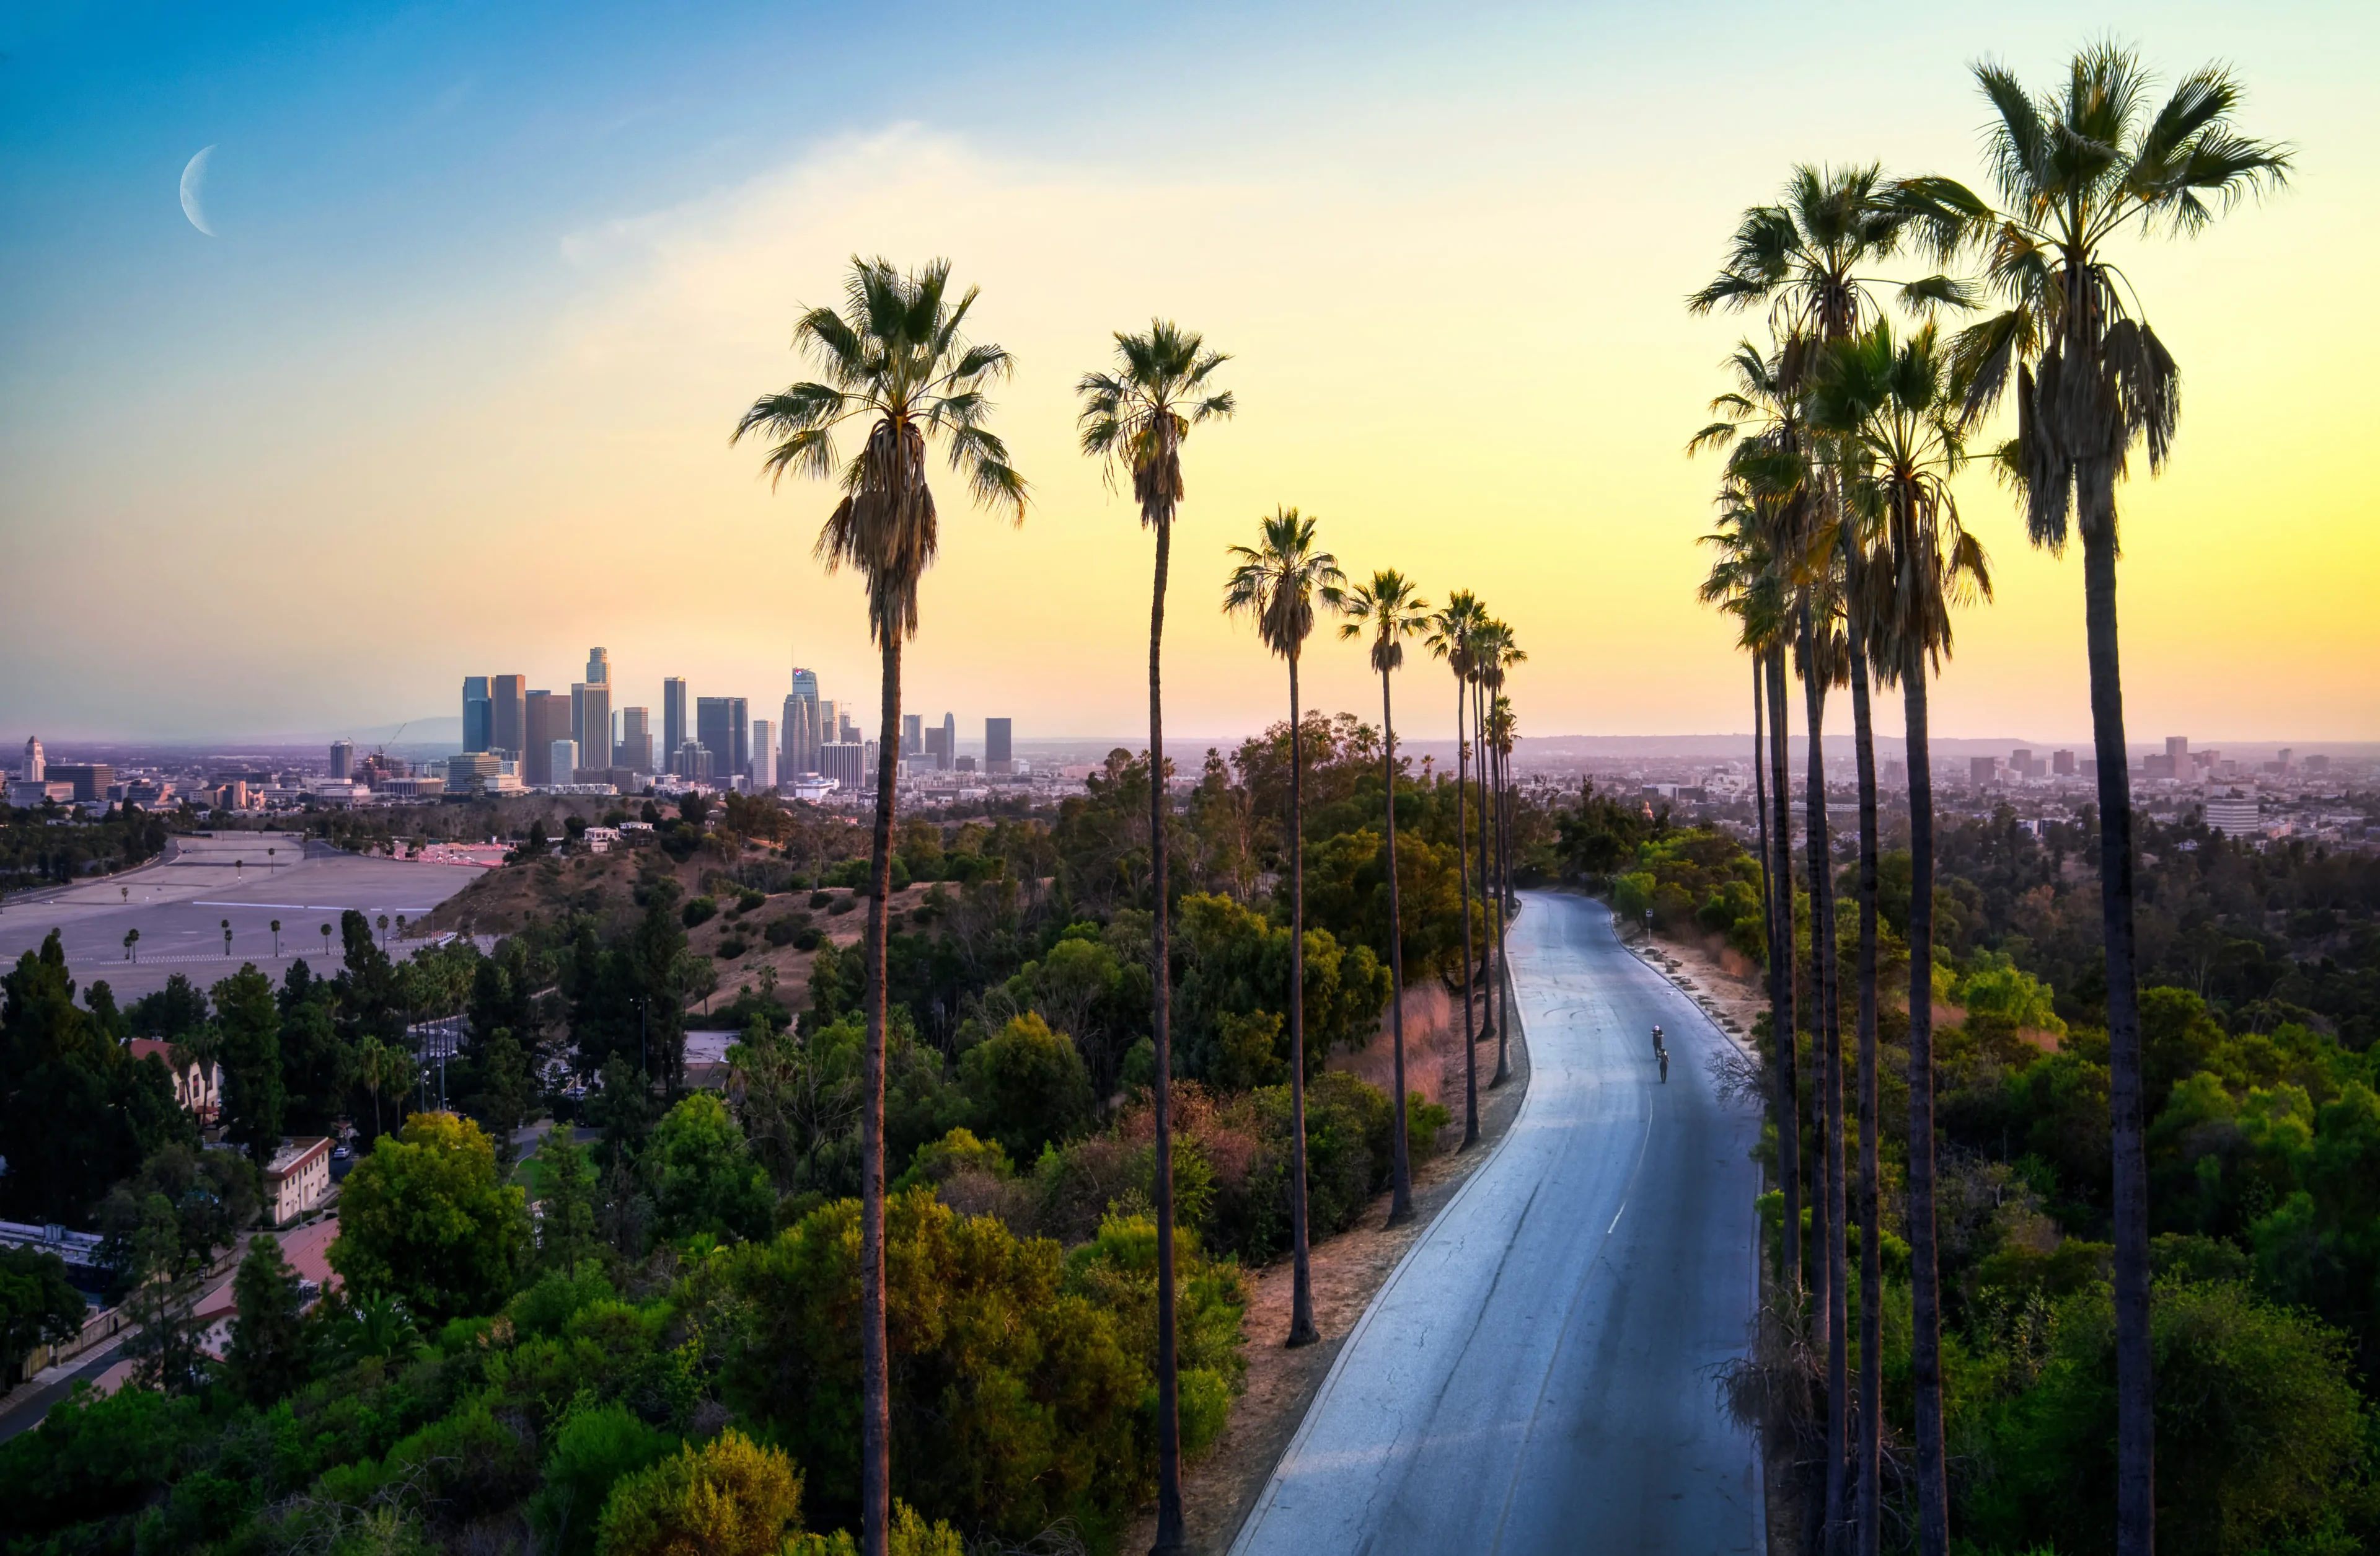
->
[1230,890,1763,1555]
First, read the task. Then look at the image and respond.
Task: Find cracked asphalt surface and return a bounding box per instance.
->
[1228,890,1763,1555]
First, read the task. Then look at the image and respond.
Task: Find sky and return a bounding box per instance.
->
[3,0,2374,751]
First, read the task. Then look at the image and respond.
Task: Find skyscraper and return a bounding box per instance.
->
[902,713,922,756]
[576,681,611,778]
[619,707,653,772]
[571,684,586,751]
[923,723,948,766]
[696,697,749,781]
[985,718,1012,774]
[525,691,568,785]
[751,719,776,790]
[20,736,42,782]
[462,676,492,753]
[785,667,821,775]
[587,647,610,686]
[491,676,526,759]
[663,679,689,771]
[941,712,956,771]
[329,740,354,780]
[549,740,580,785]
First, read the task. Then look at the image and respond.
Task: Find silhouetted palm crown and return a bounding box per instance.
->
[1223,508,1342,661]
[731,256,1028,641]
[1077,320,1234,520]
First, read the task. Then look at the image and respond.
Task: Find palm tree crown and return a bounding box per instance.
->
[1223,508,1343,663]
[1077,320,1235,527]
[1906,46,2290,547]
[731,255,1028,641]
[1336,570,1429,672]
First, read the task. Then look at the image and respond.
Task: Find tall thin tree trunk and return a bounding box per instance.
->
[2083,469,2154,1556]
[1849,612,1882,1556]
[1148,514,1187,1555]
[1383,668,1414,1225]
[1286,656,1319,1347]
[1905,666,1948,1554]
[1455,674,1478,1149]
[1802,604,1847,1549]
[1479,683,1505,1087]
[1766,644,1800,1297]
[1490,706,1513,1087]
[860,631,899,1556]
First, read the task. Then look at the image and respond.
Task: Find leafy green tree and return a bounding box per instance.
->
[531,1128,605,1273]
[224,1233,309,1405]
[0,932,192,1224]
[726,1187,1153,1544]
[211,964,286,1166]
[597,1430,804,1556]
[529,1399,676,1556]
[330,1111,530,1324]
[1910,53,2291,1549]
[957,1014,1093,1164]
[0,1245,85,1381]
[96,1145,256,1394]
[648,1093,774,1244]
[276,961,354,1135]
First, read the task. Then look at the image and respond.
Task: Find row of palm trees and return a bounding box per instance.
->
[734,280,1531,1555]
[1690,45,2288,1556]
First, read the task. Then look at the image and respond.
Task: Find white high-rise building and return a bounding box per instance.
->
[784,667,822,774]
[549,739,579,784]
[22,736,43,782]
[751,719,777,790]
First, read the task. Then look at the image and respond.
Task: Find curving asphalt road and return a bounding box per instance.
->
[1229,890,1764,1555]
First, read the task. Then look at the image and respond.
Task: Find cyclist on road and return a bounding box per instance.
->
[1652,1023,1670,1084]
[1651,1023,1665,1059]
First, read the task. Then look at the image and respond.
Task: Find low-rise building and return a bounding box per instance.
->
[262,1137,333,1226]
[128,1038,222,1121]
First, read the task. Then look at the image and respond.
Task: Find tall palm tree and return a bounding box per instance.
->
[1906,53,2288,1550]
[734,255,1028,1556]
[1697,490,1799,1294]
[1077,319,1232,1554]
[1336,570,1430,1224]
[1426,591,1489,1149]
[1479,624,1525,1085]
[1223,506,1344,1348]
[1691,165,1950,1536]
[1812,318,1991,1556]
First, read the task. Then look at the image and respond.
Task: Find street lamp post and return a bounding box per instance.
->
[271,919,281,958]
[221,918,232,957]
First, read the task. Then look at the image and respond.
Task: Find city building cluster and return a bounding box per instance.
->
[451,649,1025,808]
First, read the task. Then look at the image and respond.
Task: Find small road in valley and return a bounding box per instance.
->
[1230,889,1764,1555]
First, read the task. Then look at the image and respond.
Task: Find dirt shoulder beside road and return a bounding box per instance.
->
[1125,978,1535,1555]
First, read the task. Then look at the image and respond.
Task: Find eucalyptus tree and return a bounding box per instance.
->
[1902,52,2288,1550]
[1426,591,1490,1149]
[1814,317,1991,1556]
[1223,506,1344,1346]
[1336,570,1431,1224]
[734,255,1028,1556]
[1077,319,1232,1552]
[1478,622,1525,1085]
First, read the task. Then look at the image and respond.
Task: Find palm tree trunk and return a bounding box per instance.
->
[1455,675,1478,1149]
[861,630,900,1556]
[1800,603,1847,1549]
[1766,643,1800,1297]
[1849,614,1882,1556]
[1489,702,1513,1088]
[1479,683,1504,1087]
[2082,471,2154,1556]
[1905,665,1948,1555]
[1382,668,1414,1226]
[1148,514,1187,1554]
[1287,655,1319,1348]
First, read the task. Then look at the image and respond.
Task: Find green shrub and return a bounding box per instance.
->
[764,914,813,948]
[529,1400,675,1556]
[716,937,747,960]
[828,896,857,917]
[597,1430,802,1556]
[736,889,767,914]
[681,897,718,929]
[958,1014,1094,1164]
[809,889,834,909]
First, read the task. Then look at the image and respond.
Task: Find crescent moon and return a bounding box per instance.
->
[180,146,216,236]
